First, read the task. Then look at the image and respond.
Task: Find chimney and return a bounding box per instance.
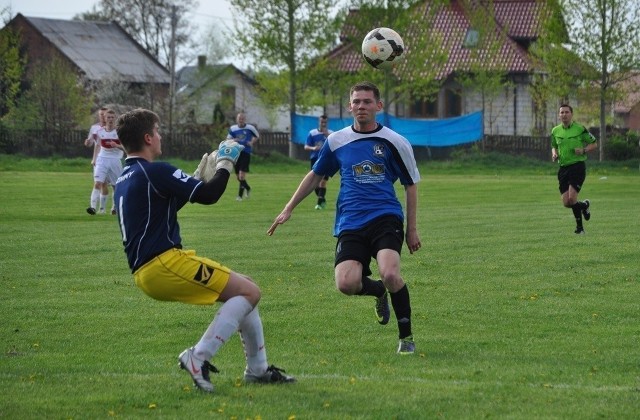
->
[197,55,207,68]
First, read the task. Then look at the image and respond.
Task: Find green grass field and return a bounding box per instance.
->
[0,156,638,419]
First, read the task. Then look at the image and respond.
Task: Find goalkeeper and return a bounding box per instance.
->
[113,108,295,393]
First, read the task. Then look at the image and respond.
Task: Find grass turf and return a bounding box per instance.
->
[0,157,638,419]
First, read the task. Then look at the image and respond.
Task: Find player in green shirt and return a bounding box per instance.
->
[551,104,598,234]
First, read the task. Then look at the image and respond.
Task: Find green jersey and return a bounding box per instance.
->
[551,122,597,167]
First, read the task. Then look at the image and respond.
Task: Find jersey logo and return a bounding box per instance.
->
[172,169,190,183]
[373,143,385,156]
[352,160,385,184]
[194,264,214,285]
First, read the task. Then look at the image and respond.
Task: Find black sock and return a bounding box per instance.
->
[571,203,583,228]
[358,277,386,297]
[318,187,326,199]
[238,185,244,197]
[314,187,320,197]
[390,285,412,339]
[241,180,251,191]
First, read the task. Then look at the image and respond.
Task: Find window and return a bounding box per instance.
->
[221,86,236,114]
[463,28,479,49]
[410,97,438,118]
[444,89,462,117]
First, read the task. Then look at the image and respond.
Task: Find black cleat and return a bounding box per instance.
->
[582,199,590,221]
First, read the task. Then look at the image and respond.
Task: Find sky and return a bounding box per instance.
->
[0,0,245,68]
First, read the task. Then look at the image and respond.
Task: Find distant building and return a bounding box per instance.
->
[176,56,289,132]
[3,13,170,100]
[325,0,564,137]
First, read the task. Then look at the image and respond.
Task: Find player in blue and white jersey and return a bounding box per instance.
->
[304,114,333,209]
[227,112,259,200]
[269,82,422,355]
[114,109,294,392]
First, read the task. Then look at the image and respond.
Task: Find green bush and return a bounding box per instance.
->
[606,133,639,161]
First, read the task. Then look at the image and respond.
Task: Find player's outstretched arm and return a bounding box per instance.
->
[267,171,324,236]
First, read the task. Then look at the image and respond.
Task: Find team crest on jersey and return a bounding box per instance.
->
[352,160,385,184]
[373,143,385,156]
[172,169,190,182]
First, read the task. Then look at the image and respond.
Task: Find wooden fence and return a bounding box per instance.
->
[0,127,550,161]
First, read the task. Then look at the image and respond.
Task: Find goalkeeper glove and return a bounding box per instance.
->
[193,153,208,180]
[193,151,219,182]
[217,140,244,163]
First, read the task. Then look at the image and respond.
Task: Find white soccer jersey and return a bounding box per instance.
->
[87,123,102,145]
[97,127,124,159]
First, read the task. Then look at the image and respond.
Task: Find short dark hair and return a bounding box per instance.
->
[116,108,159,153]
[559,104,573,113]
[350,81,380,102]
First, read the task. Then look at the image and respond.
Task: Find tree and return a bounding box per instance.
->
[6,55,92,132]
[538,0,640,161]
[455,0,513,138]
[82,0,198,69]
[228,0,342,157]
[0,25,25,119]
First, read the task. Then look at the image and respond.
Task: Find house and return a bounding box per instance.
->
[4,14,170,98]
[325,0,561,137]
[613,73,640,132]
[176,56,289,132]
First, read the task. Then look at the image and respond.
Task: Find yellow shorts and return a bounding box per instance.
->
[133,248,231,305]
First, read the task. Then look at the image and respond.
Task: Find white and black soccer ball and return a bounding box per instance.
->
[361,27,405,70]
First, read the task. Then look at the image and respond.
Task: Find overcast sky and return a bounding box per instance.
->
[1,0,245,68]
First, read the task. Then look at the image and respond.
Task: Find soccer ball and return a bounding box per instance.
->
[361,27,405,69]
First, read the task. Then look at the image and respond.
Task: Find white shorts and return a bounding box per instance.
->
[94,156,123,186]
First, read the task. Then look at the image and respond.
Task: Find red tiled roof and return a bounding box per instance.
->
[328,0,547,80]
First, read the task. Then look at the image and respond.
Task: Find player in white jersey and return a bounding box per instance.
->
[269,82,421,355]
[85,107,108,214]
[87,109,124,215]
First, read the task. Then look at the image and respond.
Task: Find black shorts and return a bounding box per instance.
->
[310,157,329,181]
[558,161,586,194]
[335,215,404,277]
[234,151,251,174]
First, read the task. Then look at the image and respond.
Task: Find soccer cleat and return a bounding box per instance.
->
[236,196,243,201]
[574,227,585,235]
[582,199,590,221]
[244,188,251,199]
[98,208,106,215]
[244,365,296,384]
[319,200,326,209]
[111,208,117,216]
[375,291,390,325]
[86,207,96,215]
[178,347,219,392]
[314,204,322,210]
[397,336,416,355]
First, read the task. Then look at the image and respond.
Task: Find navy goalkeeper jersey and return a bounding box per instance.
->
[114,157,203,272]
[312,123,420,236]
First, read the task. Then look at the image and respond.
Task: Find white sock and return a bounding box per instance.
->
[90,188,100,208]
[99,194,108,210]
[194,296,254,360]
[239,308,268,375]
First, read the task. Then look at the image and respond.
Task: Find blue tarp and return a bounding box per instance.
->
[292,111,484,147]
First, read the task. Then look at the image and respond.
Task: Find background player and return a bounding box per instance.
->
[304,114,333,209]
[226,112,259,201]
[551,104,597,234]
[88,109,123,215]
